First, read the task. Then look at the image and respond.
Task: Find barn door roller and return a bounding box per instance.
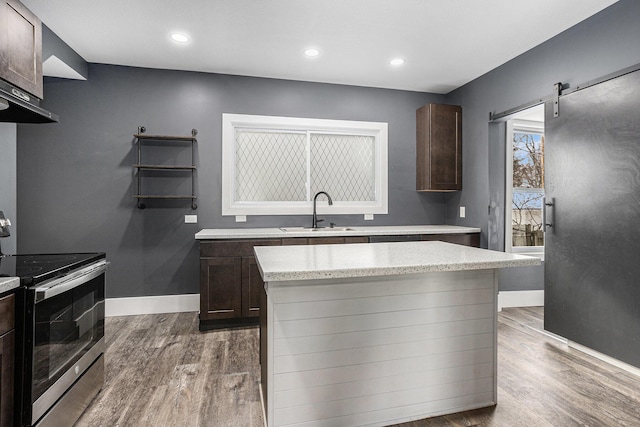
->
[553,82,563,118]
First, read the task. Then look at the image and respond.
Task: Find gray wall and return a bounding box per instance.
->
[445,0,640,291]
[17,68,443,297]
[0,123,17,254]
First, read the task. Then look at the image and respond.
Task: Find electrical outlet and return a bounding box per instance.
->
[459,207,466,218]
[184,215,198,224]
[364,214,374,220]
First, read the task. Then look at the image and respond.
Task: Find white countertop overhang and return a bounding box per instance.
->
[254,241,540,282]
[195,225,481,240]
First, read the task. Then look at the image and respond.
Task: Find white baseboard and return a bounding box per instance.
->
[106,294,199,317]
[497,290,544,311]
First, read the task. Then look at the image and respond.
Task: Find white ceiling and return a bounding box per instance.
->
[24,0,618,93]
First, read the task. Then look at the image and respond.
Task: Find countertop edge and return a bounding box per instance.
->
[260,259,540,282]
[0,277,20,294]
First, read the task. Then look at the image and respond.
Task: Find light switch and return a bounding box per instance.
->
[459,207,466,218]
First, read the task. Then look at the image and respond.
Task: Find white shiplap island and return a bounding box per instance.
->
[255,241,539,426]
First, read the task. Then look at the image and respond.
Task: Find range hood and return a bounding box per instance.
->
[0,79,58,123]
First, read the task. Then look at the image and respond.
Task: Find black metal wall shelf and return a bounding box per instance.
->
[134,126,197,209]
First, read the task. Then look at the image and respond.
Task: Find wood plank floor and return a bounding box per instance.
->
[75,307,640,426]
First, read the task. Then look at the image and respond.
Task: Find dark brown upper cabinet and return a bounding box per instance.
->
[416,103,462,191]
[0,0,43,99]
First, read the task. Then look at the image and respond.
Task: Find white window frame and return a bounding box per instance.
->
[505,118,545,260]
[221,113,388,216]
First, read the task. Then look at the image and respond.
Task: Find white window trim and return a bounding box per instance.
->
[505,118,545,260]
[221,113,388,216]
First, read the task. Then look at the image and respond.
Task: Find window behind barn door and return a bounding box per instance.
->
[506,108,545,256]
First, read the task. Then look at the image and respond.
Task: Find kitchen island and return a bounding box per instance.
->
[255,241,539,426]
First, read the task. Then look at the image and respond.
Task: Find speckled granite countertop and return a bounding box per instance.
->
[0,277,19,294]
[195,225,481,240]
[254,241,540,282]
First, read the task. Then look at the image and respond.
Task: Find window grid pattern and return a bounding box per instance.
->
[235,130,307,201]
[235,130,376,203]
[310,134,375,201]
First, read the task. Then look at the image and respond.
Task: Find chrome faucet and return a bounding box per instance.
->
[311,191,333,228]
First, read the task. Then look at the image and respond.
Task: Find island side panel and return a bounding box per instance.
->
[265,269,498,426]
[260,282,268,420]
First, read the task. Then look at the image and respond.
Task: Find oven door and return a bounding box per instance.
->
[28,261,107,425]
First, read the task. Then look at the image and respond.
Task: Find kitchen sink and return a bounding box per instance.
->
[279,227,355,232]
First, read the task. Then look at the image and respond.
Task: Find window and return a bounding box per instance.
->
[506,116,545,256]
[222,114,388,216]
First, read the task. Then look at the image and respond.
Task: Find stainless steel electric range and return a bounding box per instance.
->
[0,212,108,426]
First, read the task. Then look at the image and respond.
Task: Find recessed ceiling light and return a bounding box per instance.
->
[390,58,405,66]
[170,33,190,43]
[305,48,320,57]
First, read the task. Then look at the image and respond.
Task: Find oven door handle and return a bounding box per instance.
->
[35,261,110,302]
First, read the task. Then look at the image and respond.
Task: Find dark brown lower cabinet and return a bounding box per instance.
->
[0,293,15,427]
[199,239,280,330]
[200,257,242,321]
[241,257,262,318]
[199,232,480,329]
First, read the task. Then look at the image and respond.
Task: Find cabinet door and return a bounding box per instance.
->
[0,0,43,98]
[241,257,263,318]
[0,330,14,427]
[0,294,14,336]
[416,103,462,191]
[200,257,242,320]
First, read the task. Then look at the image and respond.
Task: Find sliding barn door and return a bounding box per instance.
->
[544,69,640,368]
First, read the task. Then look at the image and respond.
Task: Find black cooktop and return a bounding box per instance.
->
[0,253,106,286]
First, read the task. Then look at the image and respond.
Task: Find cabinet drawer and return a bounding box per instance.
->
[282,238,310,246]
[421,233,480,248]
[369,235,422,243]
[200,239,281,257]
[307,237,345,245]
[0,294,14,336]
[345,236,369,244]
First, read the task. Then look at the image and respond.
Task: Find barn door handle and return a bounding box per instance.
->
[543,197,554,232]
